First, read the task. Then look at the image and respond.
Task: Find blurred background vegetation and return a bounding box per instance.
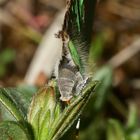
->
[0,0,140,140]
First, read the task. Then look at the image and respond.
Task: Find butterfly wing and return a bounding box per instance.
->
[62,0,97,76]
[58,0,97,101]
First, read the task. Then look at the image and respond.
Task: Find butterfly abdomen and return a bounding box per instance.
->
[58,68,76,101]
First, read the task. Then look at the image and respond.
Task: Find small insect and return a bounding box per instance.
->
[58,67,89,101]
[57,30,90,102]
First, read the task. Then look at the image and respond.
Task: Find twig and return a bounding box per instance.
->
[108,38,140,68]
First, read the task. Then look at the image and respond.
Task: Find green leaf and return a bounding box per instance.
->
[50,80,98,140]
[17,85,37,104]
[28,85,61,140]
[0,121,29,140]
[0,102,16,121]
[28,80,98,140]
[127,103,138,131]
[93,66,113,112]
[127,129,140,140]
[0,88,24,121]
[107,119,125,140]
[68,41,83,74]
[89,33,105,62]
[0,87,34,121]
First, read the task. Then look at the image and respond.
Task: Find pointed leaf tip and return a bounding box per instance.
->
[27,86,61,140]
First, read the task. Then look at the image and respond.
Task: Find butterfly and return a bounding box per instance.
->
[55,0,97,102]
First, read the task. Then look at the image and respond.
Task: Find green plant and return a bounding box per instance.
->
[0,0,98,140]
[0,80,97,140]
